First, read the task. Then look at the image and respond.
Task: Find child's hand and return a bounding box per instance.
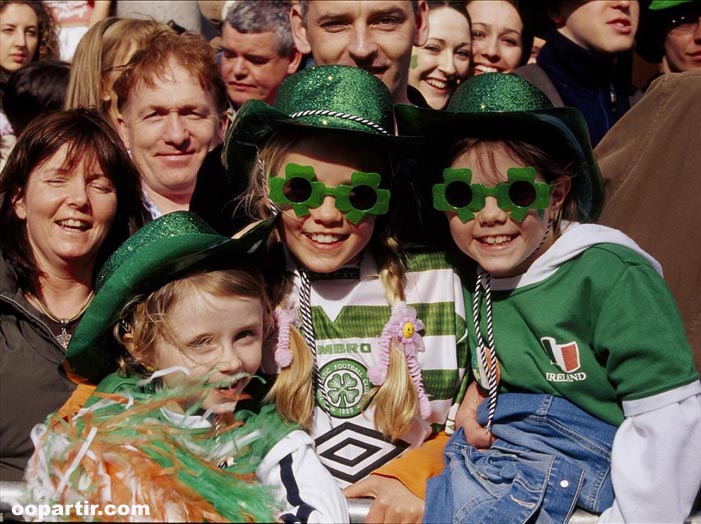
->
[455,382,496,449]
[343,475,424,523]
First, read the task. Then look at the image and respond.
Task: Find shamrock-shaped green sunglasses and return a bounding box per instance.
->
[433,166,553,223]
[269,163,390,224]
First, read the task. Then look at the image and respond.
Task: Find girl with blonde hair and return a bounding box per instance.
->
[26,212,349,522]
[227,64,468,522]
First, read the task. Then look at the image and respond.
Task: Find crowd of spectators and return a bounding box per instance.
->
[1,0,700,522]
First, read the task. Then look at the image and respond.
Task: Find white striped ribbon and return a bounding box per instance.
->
[289,109,390,135]
[472,269,498,433]
[298,268,334,420]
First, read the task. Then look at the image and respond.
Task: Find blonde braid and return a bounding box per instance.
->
[368,236,422,441]
[263,270,316,430]
[264,325,315,430]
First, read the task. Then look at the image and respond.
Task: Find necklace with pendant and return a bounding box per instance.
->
[25,290,95,349]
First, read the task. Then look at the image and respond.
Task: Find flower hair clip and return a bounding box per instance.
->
[274,296,299,368]
[369,302,431,419]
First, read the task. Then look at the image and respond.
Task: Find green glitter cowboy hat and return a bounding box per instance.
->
[223,65,409,173]
[395,73,604,220]
[65,211,274,384]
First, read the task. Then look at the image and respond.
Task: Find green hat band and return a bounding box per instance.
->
[288,109,390,136]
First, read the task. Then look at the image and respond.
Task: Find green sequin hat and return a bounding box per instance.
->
[395,73,604,220]
[223,65,407,173]
[65,212,274,383]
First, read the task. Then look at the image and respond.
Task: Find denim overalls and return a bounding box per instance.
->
[425,394,617,524]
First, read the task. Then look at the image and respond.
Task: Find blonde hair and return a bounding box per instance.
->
[115,268,274,375]
[248,130,421,440]
[64,18,169,119]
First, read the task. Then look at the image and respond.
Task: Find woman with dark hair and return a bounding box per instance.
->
[466,0,533,75]
[0,108,149,481]
[0,0,60,82]
[1,0,61,169]
[408,0,472,109]
[4,59,70,136]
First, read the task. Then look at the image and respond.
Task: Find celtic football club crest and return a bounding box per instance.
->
[316,359,371,418]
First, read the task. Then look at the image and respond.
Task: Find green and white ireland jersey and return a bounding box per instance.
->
[468,223,698,427]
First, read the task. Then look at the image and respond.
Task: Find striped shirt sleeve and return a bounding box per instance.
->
[257,430,350,523]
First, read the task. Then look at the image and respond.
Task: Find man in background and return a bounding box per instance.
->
[220,0,302,110]
[290,0,429,105]
[637,0,700,73]
[516,0,640,146]
[114,30,228,218]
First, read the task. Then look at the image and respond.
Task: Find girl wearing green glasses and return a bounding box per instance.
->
[397,73,701,523]
[226,65,469,523]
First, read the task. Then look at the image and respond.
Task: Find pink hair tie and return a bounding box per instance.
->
[368,302,431,419]
[274,298,298,368]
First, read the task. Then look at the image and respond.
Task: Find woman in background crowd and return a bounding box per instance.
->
[0,0,59,85]
[466,0,532,75]
[4,59,70,137]
[1,0,59,167]
[1,59,70,170]
[408,0,472,109]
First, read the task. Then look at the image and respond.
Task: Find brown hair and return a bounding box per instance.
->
[465,0,533,66]
[113,29,228,115]
[0,0,60,65]
[427,0,470,24]
[0,109,149,294]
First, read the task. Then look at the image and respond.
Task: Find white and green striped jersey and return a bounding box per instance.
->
[288,249,468,487]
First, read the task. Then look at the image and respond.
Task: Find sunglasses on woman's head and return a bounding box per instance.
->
[433,166,553,223]
[268,163,390,224]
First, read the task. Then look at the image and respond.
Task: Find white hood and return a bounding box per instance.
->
[488,222,663,291]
